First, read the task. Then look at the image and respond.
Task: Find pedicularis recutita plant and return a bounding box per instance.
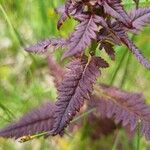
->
[1,0,150,142]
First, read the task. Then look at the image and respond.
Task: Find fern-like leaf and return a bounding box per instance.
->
[98,28,122,45]
[63,14,106,59]
[25,38,66,54]
[91,84,150,140]
[130,8,150,31]
[65,0,72,16]
[51,56,109,135]
[111,23,150,69]
[55,5,69,30]
[121,34,150,69]
[100,41,115,60]
[0,102,55,139]
[103,0,131,27]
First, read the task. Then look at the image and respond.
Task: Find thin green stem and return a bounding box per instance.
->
[136,122,141,150]
[112,130,121,150]
[0,4,24,46]
[0,102,15,119]
[71,108,96,123]
[119,52,131,88]
[0,4,17,40]
[109,49,127,85]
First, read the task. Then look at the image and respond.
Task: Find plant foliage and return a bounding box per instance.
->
[0,0,150,143]
[0,102,55,139]
[91,84,150,140]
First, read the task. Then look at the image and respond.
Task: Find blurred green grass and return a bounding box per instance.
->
[0,0,150,150]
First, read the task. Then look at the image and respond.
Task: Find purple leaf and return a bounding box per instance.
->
[25,38,66,54]
[51,57,109,135]
[0,102,55,139]
[111,22,150,69]
[90,84,150,140]
[103,0,132,27]
[63,14,106,59]
[100,41,115,60]
[130,8,150,31]
[121,34,150,69]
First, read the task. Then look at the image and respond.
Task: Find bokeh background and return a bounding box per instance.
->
[0,0,150,149]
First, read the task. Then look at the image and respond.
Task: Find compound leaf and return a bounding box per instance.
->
[130,7,150,31]
[63,14,106,58]
[25,38,66,54]
[0,102,55,139]
[51,56,109,135]
[90,84,150,140]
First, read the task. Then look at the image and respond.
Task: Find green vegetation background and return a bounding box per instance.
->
[0,0,150,149]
